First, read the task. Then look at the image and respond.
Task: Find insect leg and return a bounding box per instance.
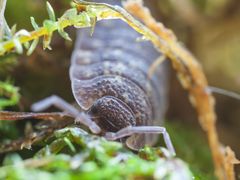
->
[105,126,175,156]
[31,95,101,134]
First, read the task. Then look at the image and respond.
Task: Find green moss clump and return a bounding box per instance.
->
[0,126,193,180]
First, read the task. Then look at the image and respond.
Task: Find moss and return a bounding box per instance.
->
[0,126,194,180]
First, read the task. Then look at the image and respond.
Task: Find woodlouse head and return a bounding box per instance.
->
[88,96,136,132]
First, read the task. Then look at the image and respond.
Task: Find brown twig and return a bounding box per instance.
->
[0,111,70,121]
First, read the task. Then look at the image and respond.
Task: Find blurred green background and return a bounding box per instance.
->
[1,0,240,177]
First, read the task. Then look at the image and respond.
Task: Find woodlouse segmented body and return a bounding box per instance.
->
[70,15,169,149]
[30,1,174,154]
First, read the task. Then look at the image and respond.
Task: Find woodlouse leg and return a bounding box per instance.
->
[105,126,175,156]
[31,95,101,134]
[31,95,79,116]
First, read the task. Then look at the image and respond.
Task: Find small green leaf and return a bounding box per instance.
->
[27,38,39,56]
[30,17,39,30]
[46,1,56,21]
[63,137,76,152]
[23,42,30,49]
[58,8,78,27]
[90,17,97,36]
[10,24,17,35]
[13,38,23,54]
[58,29,72,41]
[73,12,91,28]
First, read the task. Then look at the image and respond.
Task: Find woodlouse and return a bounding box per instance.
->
[32,1,175,155]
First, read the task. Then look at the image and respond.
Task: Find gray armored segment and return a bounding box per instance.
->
[70,16,169,149]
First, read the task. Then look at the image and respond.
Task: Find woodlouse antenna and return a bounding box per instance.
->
[147,55,166,79]
[208,86,240,101]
